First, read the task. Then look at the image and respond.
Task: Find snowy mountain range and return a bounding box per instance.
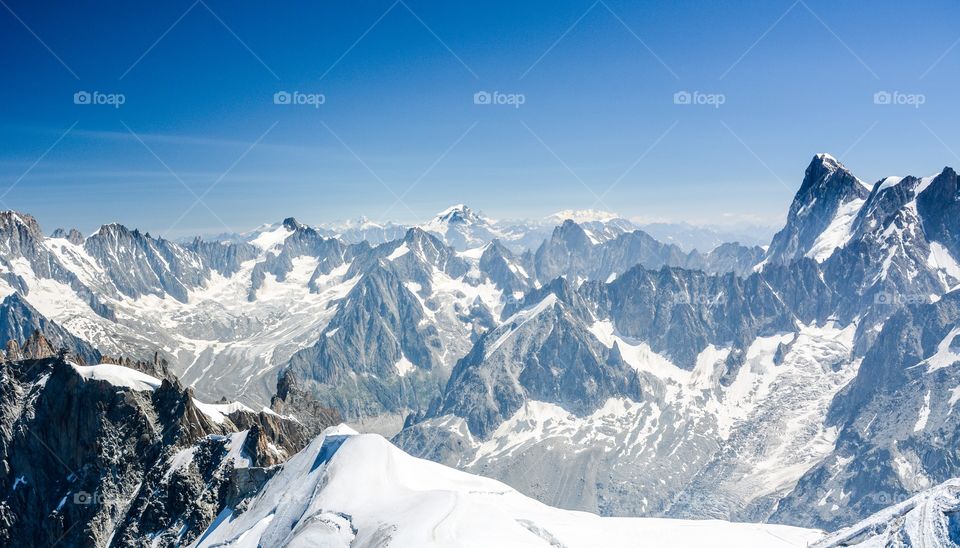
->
[1,153,960,545]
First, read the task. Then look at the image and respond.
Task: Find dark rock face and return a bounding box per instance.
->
[285,263,442,419]
[817,169,958,331]
[435,293,642,439]
[479,240,532,296]
[51,228,84,246]
[916,167,960,259]
[279,228,509,422]
[270,370,343,440]
[703,242,765,276]
[533,220,599,281]
[185,238,259,278]
[598,265,808,368]
[0,348,339,547]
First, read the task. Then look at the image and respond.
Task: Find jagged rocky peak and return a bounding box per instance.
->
[3,338,22,361]
[0,210,44,238]
[19,330,57,360]
[799,153,868,201]
[400,226,450,261]
[90,221,130,238]
[916,165,960,258]
[430,286,642,439]
[282,216,304,231]
[0,211,47,259]
[50,227,84,245]
[0,325,66,363]
[87,222,153,247]
[763,153,871,265]
[88,222,167,244]
[547,219,594,249]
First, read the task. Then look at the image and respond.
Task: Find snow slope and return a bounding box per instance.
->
[813,478,960,547]
[70,362,163,391]
[193,426,823,548]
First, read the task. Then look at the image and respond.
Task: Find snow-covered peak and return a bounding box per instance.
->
[547,209,620,224]
[426,204,490,228]
[436,203,469,217]
[814,152,840,168]
[248,222,295,252]
[419,204,504,251]
[876,175,904,192]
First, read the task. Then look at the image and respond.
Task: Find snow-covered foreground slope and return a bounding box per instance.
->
[194,426,823,548]
[813,478,960,547]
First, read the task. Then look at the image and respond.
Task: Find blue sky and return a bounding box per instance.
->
[1,0,959,237]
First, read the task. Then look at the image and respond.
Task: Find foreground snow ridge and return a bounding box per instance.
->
[70,362,163,391]
[813,478,960,547]
[194,426,821,548]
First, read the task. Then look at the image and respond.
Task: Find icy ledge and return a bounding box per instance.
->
[193,425,822,548]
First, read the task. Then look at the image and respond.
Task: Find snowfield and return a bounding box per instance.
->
[70,362,163,391]
[193,426,823,548]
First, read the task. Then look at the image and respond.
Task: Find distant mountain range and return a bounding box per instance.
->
[0,153,959,545]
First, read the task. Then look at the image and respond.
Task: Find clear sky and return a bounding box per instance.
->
[1,0,958,238]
